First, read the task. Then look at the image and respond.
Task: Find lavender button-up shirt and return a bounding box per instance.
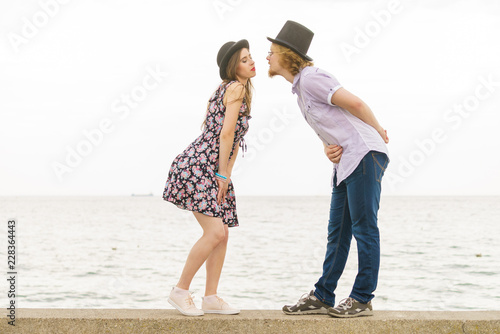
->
[292,66,389,186]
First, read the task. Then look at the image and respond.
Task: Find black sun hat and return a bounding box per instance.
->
[216,39,249,80]
[267,20,314,61]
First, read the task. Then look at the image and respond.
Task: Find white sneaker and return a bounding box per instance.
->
[168,287,204,316]
[202,295,240,315]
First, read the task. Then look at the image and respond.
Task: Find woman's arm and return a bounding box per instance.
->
[331,88,389,143]
[227,142,239,177]
[217,82,244,203]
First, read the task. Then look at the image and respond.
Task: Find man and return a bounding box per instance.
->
[267,20,389,318]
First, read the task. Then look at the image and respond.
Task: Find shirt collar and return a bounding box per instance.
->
[291,70,302,95]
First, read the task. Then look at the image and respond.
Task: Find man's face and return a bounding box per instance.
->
[266,44,282,78]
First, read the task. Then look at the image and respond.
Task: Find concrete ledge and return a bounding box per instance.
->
[2,309,500,333]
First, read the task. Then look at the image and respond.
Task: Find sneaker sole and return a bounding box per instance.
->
[203,309,240,315]
[168,297,204,317]
[282,309,329,315]
[328,309,373,318]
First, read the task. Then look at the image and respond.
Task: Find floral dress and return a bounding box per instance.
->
[163,81,251,227]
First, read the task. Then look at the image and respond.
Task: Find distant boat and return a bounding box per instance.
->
[131,192,154,197]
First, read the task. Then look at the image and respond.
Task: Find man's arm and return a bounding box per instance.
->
[331,88,389,143]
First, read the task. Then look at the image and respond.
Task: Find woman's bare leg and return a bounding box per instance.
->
[205,224,229,296]
[176,212,225,290]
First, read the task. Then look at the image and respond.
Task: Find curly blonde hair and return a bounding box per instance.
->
[274,44,314,76]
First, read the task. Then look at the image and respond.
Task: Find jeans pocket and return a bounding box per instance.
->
[372,152,388,183]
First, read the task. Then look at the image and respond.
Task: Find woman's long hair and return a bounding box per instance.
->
[202,48,253,129]
[222,48,253,115]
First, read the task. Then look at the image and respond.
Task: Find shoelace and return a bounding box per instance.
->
[295,292,310,306]
[185,294,196,307]
[215,296,227,306]
[337,298,354,310]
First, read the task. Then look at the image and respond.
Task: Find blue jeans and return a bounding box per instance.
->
[314,151,389,306]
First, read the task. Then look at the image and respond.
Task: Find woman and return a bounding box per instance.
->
[163,39,255,316]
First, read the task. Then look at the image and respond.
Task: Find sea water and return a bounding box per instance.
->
[1,196,499,311]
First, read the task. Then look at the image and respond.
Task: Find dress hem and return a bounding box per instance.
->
[162,196,239,228]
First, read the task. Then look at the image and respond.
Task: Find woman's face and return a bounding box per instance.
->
[235,48,256,81]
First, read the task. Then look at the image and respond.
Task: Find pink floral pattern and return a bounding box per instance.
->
[163,81,251,227]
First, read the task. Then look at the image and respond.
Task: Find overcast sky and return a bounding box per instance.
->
[1,0,500,196]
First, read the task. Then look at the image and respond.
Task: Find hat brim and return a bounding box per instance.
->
[219,39,250,80]
[267,37,313,61]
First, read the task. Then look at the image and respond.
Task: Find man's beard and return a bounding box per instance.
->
[268,68,278,78]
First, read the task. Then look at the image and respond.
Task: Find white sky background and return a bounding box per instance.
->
[1,0,500,196]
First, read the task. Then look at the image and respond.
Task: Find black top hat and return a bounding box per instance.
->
[267,20,314,61]
[217,39,249,80]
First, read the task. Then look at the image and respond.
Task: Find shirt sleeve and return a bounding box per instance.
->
[301,69,343,107]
